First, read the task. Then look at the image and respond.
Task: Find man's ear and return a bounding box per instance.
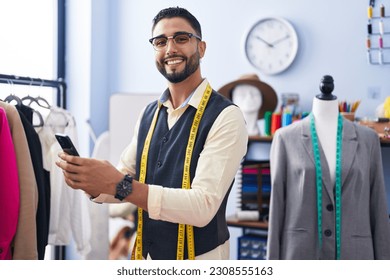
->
[198,41,206,58]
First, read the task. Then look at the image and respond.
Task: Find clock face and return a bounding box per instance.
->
[244,17,299,75]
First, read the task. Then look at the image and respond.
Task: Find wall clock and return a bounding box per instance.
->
[244,17,299,75]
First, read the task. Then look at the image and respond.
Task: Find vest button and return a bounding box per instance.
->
[157,161,162,167]
[162,137,167,143]
[324,229,332,237]
[326,204,334,211]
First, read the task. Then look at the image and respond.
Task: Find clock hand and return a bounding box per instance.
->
[271,34,290,46]
[255,35,274,48]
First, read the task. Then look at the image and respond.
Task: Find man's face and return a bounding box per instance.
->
[152,17,204,83]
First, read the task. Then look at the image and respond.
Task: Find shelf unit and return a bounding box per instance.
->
[228,136,272,260]
[229,135,272,225]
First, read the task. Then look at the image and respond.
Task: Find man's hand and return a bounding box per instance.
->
[55,152,123,198]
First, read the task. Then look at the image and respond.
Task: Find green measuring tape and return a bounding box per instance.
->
[310,113,343,260]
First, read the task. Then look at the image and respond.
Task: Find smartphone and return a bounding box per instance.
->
[55,133,80,156]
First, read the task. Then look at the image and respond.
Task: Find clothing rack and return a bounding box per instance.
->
[0,73,67,260]
[0,74,67,108]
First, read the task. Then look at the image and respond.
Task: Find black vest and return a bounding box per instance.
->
[135,90,234,259]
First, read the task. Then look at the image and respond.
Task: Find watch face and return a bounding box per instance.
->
[244,17,298,75]
[117,181,131,197]
[115,175,132,200]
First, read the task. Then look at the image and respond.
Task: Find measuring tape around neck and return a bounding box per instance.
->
[310,113,343,259]
[131,83,213,260]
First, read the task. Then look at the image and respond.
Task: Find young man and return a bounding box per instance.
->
[56,7,247,260]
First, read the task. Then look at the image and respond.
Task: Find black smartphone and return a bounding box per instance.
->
[55,133,80,156]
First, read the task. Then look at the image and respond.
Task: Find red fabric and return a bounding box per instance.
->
[0,107,20,260]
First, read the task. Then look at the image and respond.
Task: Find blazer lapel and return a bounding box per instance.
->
[317,143,333,201]
[301,117,334,204]
[341,120,358,187]
[301,117,315,165]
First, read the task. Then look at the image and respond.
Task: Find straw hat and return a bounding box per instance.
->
[217,73,278,119]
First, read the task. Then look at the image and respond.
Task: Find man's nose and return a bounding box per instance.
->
[165,38,178,53]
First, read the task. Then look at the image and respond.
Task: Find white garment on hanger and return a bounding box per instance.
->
[37,106,91,256]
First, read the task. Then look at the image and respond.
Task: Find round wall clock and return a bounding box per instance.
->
[244,17,299,75]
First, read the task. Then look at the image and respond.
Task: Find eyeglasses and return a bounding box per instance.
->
[149,32,202,51]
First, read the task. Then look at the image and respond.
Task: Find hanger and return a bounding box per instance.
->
[18,78,45,127]
[36,78,51,109]
[22,78,51,109]
[32,109,44,127]
[4,80,22,106]
[33,96,51,109]
[21,77,38,105]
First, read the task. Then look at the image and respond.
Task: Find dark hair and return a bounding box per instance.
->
[152,7,202,38]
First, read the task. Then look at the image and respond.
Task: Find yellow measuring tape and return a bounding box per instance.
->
[131,98,161,260]
[131,84,212,260]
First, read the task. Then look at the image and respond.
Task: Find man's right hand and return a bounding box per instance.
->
[55,152,123,198]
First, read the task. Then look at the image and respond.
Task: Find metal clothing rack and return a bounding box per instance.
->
[0,73,67,260]
[0,74,67,108]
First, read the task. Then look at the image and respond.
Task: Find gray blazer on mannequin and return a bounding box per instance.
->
[267,116,390,259]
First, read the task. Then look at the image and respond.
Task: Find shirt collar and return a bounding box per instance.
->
[158,78,209,110]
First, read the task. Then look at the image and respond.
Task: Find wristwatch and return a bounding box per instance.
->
[114,174,133,201]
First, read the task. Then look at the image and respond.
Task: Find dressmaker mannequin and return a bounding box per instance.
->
[232,84,262,136]
[267,75,390,260]
[311,75,338,184]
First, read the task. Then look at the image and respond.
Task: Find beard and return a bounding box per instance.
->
[156,50,200,84]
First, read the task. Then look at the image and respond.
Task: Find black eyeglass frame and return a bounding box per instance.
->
[148,31,202,50]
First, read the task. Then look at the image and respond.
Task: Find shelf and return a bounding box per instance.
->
[226,215,268,230]
[248,135,273,142]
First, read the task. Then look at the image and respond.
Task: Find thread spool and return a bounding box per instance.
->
[264,111,272,136]
[282,112,292,127]
[271,113,281,135]
[366,37,371,49]
[367,22,372,34]
[379,20,384,35]
[380,4,385,18]
[368,5,373,19]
